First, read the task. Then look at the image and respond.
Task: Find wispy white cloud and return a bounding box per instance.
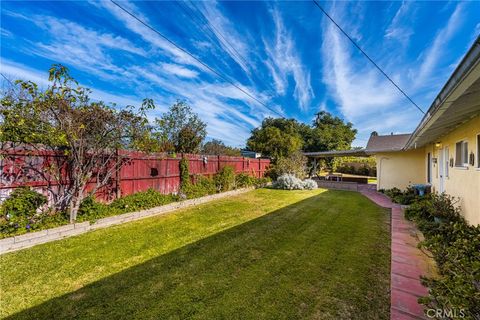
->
[414,3,464,88]
[128,63,278,145]
[1,59,142,107]
[321,2,469,146]
[0,27,13,38]
[6,13,145,82]
[194,1,254,76]
[264,8,313,111]
[161,63,198,79]
[384,1,415,46]
[322,21,401,120]
[90,0,209,73]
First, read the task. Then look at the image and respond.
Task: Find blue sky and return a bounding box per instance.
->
[1,1,479,147]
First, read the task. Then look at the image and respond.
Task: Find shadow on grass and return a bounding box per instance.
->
[7,190,391,320]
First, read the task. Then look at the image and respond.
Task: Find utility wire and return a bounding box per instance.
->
[175,1,277,98]
[1,73,15,87]
[174,1,245,74]
[0,73,20,98]
[179,1,251,74]
[311,0,425,114]
[110,0,284,118]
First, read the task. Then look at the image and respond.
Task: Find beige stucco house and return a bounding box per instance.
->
[305,37,479,225]
[369,37,480,225]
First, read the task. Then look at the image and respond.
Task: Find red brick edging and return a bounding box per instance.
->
[359,186,435,320]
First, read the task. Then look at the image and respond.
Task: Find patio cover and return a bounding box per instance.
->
[303,149,368,158]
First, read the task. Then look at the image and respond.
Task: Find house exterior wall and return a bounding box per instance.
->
[375,148,426,191]
[423,115,480,225]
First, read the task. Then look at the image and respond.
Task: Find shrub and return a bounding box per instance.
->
[235,173,256,188]
[405,198,434,221]
[383,186,419,205]
[430,193,462,222]
[273,174,304,190]
[110,189,178,213]
[254,176,271,187]
[0,187,47,234]
[179,157,190,191]
[405,192,480,318]
[78,196,111,221]
[214,166,236,192]
[183,175,216,199]
[419,222,480,318]
[302,179,318,190]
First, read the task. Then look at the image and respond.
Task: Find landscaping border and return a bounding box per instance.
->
[0,187,256,255]
[359,186,436,320]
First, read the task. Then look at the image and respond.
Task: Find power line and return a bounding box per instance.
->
[179,1,251,74]
[174,1,248,78]
[1,73,15,87]
[110,0,284,118]
[311,0,425,115]
[0,73,20,98]
[175,1,277,98]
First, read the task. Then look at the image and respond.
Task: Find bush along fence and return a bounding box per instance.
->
[382,188,480,319]
[0,149,270,240]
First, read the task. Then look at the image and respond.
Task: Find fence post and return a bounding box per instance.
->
[115,148,121,199]
[217,155,220,172]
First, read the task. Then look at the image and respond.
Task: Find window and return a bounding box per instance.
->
[455,140,468,167]
[445,147,449,177]
[477,134,480,168]
[427,152,432,183]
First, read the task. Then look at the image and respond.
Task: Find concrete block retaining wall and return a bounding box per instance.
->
[0,187,255,255]
[315,180,359,191]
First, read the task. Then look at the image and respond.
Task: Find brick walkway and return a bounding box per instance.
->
[359,185,435,320]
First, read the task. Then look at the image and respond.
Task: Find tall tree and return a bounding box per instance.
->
[202,139,241,156]
[303,111,357,152]
[154,101,207,153]
[246,118,304,159]
[0,65,155,221]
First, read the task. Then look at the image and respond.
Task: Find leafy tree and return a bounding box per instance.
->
[246,118,304,159]
[0,64,154,222]
[303,111,357,152]
[154,101,207,153]
[202,139,241,156]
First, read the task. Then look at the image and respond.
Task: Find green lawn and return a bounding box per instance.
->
[0,189,390,320]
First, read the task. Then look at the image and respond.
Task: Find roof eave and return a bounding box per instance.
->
[405,35,480,150]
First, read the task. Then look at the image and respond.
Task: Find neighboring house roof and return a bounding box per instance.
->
[405,35,480,149]
[365,133,411,153]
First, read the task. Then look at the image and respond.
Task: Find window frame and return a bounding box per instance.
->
[445,146,449,178]
[427,152,432,183]
[455,139,469,168]
[477,133,480,169]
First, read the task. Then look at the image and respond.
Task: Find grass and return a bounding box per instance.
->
[0,189,390,319]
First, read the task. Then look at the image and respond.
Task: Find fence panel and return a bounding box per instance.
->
[1,148,270,203]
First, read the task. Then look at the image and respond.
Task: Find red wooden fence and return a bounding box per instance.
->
[0,149,270,202]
